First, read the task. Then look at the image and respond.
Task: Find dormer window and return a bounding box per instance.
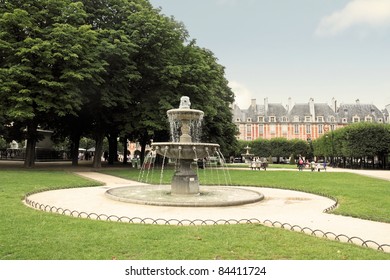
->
[365,116,372,122]
[258,116,264,122]
[269,116,276,122]
[305,116,311,122]
[293,116,299,122]
[317,116,324,122]
[353,116,360,123]
[247,118,252,122]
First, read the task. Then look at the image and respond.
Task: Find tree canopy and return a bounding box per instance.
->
[0,0,238,167]
[313,123,390,168]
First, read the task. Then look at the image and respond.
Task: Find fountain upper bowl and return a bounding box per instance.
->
[167,108,204,121]
[152,142,220,159]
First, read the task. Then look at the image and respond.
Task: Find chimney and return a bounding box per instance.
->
[309,98,315,121]
[331,97,337,112]
[251,99,257,112]
[288,97,292,113]
[356,99,360,104]
[264,97,268,116]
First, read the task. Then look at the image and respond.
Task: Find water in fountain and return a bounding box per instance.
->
[105,96,264,207]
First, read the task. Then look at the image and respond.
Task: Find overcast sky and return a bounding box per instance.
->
[149,0,390,109]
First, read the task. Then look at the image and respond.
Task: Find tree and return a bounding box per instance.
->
[251,138,271,158]
[269,138,292,163]
[313,123,390,169]
[172,43,238,156]
[0,0,104,167]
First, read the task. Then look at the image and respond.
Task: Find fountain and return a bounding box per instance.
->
[151,96,219,195]
[105,96,264,207]
[241,145,254,164]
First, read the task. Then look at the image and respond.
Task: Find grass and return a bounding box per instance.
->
[1,167,390,260]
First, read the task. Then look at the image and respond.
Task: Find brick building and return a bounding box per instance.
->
[233,98,387,141]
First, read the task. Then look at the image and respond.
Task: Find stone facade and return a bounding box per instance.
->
[233,98,388,141]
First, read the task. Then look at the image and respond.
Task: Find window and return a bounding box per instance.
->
[294,116,300,122]
[305,116,311,122]
[258,116,264,122]
[281,116,288,122]
[329,116,335,123]
[246,124,251,134]
[236,118,241,122]
[282,124,288,134]
[378,118,383,123]
[270,124,276,134]
[306,124,311,134]
[269,116,276,122]
[365,116,372,122]
[342,118,348,123]
[353,116,360,123]
[258,124,264,134]
[318,124,323,134]
[317,116,324,122]
[247,118,252,122]
[294,124,299,134]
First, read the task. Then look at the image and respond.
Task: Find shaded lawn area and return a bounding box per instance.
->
[0,169,389,260]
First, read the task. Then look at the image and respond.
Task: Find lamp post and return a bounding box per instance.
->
[330,126,335,167]
[306,135,313,161]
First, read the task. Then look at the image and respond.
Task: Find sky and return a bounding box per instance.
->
[148,0,390,110]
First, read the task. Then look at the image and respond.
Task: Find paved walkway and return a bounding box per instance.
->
[24,168,390,252]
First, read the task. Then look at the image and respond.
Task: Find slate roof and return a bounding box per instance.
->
[337,103,384,122]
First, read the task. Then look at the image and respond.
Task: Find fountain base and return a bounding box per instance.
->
[105,185,264,207]
[171,159,199,195]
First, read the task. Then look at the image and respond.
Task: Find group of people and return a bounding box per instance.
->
[250,157,268,171]
[297,158,327,172]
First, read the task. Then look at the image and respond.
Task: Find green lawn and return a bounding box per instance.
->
[1,168,390,260]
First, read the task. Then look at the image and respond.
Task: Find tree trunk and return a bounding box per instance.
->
[107,132,118,165]
[93,133,104,168]
[139,131,149,166]
[70,132,81,166]
[24,122,38,168]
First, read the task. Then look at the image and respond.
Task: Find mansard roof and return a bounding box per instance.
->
[267,103,287,116]
[289,104,310,116]
[289,103,336,117]
[337,103,384,121]
[314,103,336,117]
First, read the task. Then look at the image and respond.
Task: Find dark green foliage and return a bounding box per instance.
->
[0,0,238,167]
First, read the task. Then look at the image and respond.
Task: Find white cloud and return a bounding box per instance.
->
[229,81,254,108]
[315,0,390,36]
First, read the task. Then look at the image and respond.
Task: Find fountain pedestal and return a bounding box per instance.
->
[171,159,199,195]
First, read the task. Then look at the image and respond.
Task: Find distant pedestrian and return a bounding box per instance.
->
[297,158,304,171]
[310,160,316,172]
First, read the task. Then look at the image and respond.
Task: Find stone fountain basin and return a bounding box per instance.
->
[167,108,204,120]
[105,185,264,207]
[152,142,220,159]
